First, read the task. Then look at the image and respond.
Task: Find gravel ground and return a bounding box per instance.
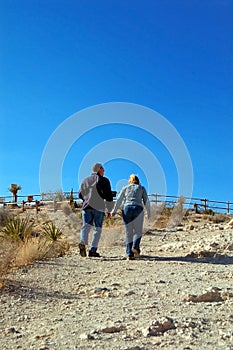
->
[0,211,233,350]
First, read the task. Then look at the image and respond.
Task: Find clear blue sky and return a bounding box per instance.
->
[0,0,232,202]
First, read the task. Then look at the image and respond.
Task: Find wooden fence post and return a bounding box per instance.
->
[36,200,40,214]
[193,203,198,213]
[204,198,207,211]
[227,201,230,214]
[53,200,57,212]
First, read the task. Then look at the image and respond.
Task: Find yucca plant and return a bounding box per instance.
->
[42,222,63,241]
[3,216,34,241]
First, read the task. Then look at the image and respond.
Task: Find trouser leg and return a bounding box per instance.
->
[90,210,105,252]
[80,210,93,245]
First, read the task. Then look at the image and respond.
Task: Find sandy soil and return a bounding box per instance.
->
[0,209,233,350]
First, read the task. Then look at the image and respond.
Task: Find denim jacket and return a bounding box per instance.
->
[112,184,151,218]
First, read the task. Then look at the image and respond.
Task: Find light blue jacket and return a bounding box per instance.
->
[112,184,151,218]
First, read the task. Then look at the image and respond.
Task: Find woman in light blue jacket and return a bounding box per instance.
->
[111,174,151,260]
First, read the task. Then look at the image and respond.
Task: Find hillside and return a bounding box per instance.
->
[0,205,233,349]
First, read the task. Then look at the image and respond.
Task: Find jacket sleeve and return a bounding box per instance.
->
[78,182,84,200]
[111,187,126,214]
[97,177,114,212]
[142,187,151,218]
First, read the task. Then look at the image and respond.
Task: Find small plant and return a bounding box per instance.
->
[0,208,12,227]
[41,223,70,258]
[210,213,228,223]
[168,196,186,228]
[150,203,166,222]
[203,209,214,215]
[42,222,63,241]
[0,237,20,287]
[61,203,73,216]
[3,216,34,241]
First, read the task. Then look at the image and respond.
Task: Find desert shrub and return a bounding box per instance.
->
[69,212,82,227]
[0,208,12,227]
[203,209,214,215]
[42,222,63,241]
[152,204,172,229]
[150,203,166,222]
[61,202,73,216]
[0,216,37,278]
[12,236,45,267]
[103,215,112,227]
[210,213,228,223]
[102,210,123,227]
[0,237,20,287]
[2,216,34,241]
[167,196,186,228]
[0,215,71,287]
[202,214,211,221]
[40,222,70,258]
[43,240,70,259]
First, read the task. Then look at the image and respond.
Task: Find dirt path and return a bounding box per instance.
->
[1,216,233,350]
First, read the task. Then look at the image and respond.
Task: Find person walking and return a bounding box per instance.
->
[78,163,114,257]
[111,174,151,260]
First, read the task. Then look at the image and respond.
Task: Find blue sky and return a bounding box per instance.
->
[0,0,232,203]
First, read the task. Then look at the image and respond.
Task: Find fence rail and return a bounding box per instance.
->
[1,192,233,215]
[148,194,233,214]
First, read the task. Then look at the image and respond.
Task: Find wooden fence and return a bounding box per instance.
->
[148,194,233,214]
[0,192,233,214]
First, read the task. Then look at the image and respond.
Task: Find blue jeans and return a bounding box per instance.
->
[80,208,105,252]
[122,205,144,257]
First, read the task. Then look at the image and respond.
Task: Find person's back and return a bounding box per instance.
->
[79,173,112,212]
[111,174,150,260]
[113,178,150,216]
[123,184,146,208]
[78,163,113,258]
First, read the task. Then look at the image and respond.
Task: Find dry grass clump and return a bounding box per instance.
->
[209,213,228,223]
[0,210,70,288]
[12,237,47,267]
[167,197,186,228]
[149,203,166,226]
[0,208,12,226]
[61,202,73,216]
[104,213,122,227]
[150,198,186,229]
[151,206,172,229]
[0,238,19,288]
